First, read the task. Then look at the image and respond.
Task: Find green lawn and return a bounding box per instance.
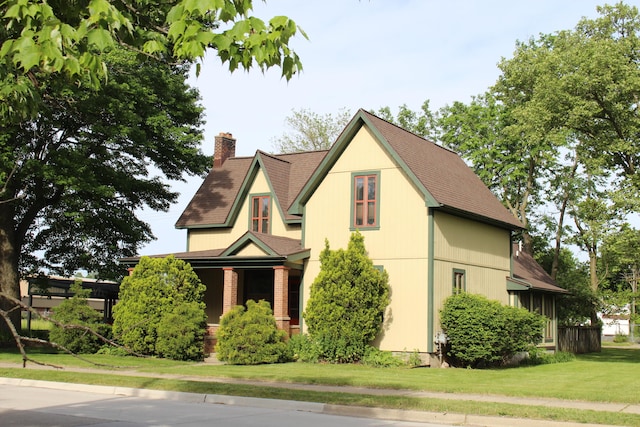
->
[1,347,639,426]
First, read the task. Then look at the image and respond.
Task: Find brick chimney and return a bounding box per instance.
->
[213,132,236,168]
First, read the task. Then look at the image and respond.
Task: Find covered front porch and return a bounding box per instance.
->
[122,232,309,354]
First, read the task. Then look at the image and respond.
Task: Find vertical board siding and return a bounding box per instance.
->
[432,211,512,334]
[303,126,431,351]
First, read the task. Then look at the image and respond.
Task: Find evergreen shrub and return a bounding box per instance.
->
[303,231,390,363]
[112,256,206,360]
[216,299,291,365]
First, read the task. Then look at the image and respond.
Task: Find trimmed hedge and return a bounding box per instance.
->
[441,293,545,368]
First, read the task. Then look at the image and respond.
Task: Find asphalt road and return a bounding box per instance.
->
[0,384,446,427]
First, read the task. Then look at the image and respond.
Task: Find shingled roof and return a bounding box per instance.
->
[176,150,327,228]
[510,244,568,293]
[177,109,523,231]
[289,109,524,230]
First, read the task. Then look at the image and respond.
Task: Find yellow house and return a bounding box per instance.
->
[122,109,566,363]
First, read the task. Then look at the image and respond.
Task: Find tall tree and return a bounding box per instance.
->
[1,0,305,336]
[271,107,351,153]
[494,2,639,293]
[439,93,564,254]
[0,48,208,337]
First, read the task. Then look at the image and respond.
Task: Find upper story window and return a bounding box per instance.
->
[251,195,270,233]
[352,172,380,229]
[453,269,466,294]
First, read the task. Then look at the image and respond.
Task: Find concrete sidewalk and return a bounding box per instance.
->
[0,361,636,427]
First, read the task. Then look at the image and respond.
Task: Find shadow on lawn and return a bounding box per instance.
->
[578,347,640,364]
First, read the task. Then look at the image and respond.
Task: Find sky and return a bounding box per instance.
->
[136,0,623,256]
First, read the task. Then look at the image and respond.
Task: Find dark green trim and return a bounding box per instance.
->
[223,232,276,256]
[506,277,531,291]
[437,206,522,231]
[349,171,381,231]
[427,209,435,353]
[248,192,272,234]
[288,110,440,216]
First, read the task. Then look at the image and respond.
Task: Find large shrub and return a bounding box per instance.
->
[215,299,291,365]
[303,231,390,363]
[49,282,110,353]
[440,293,545,368]
[112,256,206,360]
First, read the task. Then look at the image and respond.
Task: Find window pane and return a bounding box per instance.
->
[252,197,259,216]
[355,178,364,201]
[367,201,375,225]
[261,197,269,217]
[262,219,268,233]
[367,177,376,200]
[355,203,363,225]
[252,219,258,232]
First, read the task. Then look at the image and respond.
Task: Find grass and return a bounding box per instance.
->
[1,346,639,426]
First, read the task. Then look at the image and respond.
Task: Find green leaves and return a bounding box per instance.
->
[216,300,291,365]
[1,0,305,127]
[112,256,206,360]
[304,231,390,363]
[441,293,545,368]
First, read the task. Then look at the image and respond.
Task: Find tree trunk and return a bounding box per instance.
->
[0,204,21,340]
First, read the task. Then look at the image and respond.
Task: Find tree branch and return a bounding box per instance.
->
[0,292,146,368]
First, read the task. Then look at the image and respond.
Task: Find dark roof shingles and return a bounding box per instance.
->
[362,110,522,229]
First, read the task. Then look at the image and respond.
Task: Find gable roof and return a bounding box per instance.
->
[289,109,523,230]
[177,109,522,231]
[509,244,568,293]
[176,150,327,228]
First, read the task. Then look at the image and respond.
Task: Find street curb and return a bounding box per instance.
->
[0,377,624,427]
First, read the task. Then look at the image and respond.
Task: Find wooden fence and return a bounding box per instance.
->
[558,326,601,353]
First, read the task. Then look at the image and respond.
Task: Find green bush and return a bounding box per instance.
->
[303,231,390,363]
[526,349,576,365]
[156,302,206,361]
[440,293,545,368]
[49,282,110,354]
[361,346,404,367]
[216,300,291,365]
[613,333,629,343]
[112,256,206,360]
[287,333,320,363]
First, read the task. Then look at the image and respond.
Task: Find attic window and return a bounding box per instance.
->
[352,172,380,229]
[251,195,270,234]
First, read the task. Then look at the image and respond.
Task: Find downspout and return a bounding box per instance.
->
[427,209,435,353]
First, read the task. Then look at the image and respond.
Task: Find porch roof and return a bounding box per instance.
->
[508,245,569,294]
[120,232,309,269]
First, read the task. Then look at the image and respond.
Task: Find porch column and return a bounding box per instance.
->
[222,267,238,315]
[273,266,290,333]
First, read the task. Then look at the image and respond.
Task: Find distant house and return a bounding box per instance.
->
[122,109,567,364]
